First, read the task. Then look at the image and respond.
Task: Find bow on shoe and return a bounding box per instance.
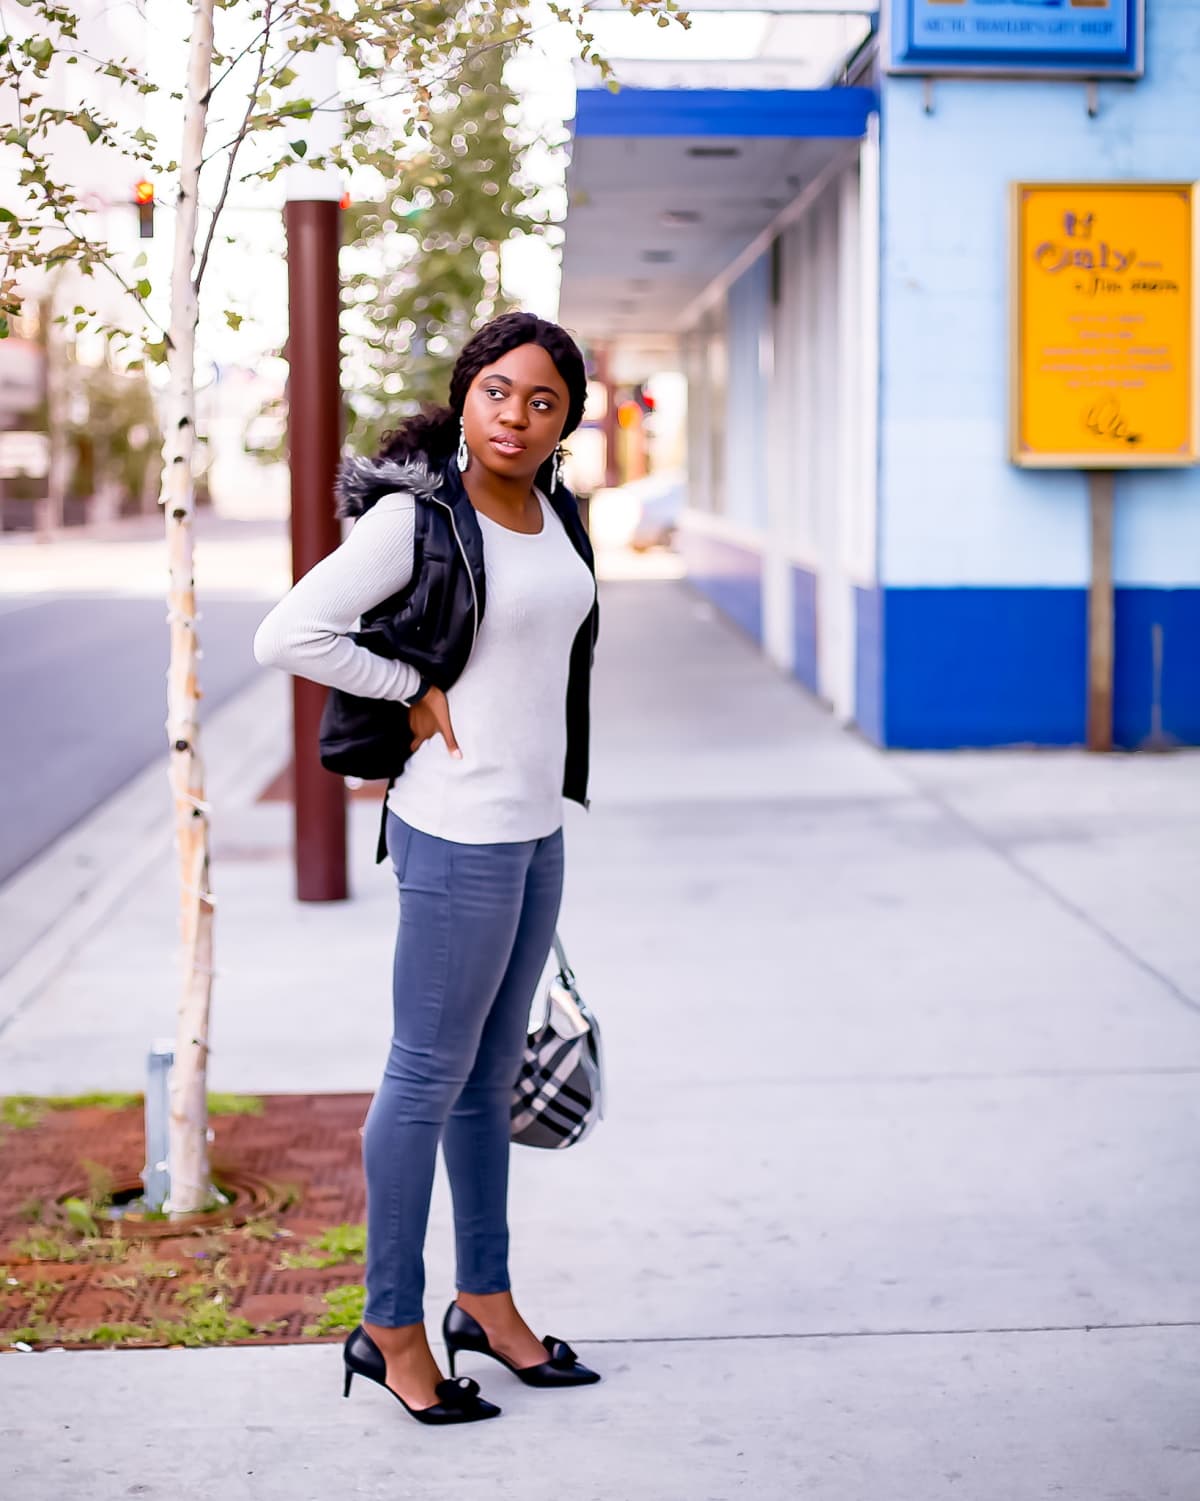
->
[542,1337,579,1370]
[435,1375,484,1410]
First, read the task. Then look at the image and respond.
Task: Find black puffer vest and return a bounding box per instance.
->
[317,452,599,861]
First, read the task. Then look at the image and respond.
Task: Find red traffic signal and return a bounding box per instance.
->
[134,180,154,238]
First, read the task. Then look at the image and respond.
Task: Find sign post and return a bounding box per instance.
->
[1086,470,1115,751]
[1011,182,1197,750]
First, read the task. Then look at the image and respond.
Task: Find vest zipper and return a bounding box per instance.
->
[431,496,480,652]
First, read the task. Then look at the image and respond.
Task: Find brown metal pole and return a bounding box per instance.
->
[285,198,347,900]
[596,343,620,490]
[1086,469,1115,753]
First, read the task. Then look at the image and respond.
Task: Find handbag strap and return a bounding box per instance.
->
[552,931,573,983]
[374,778,397,864]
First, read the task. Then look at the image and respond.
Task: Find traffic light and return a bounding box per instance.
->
[134,179,154,238]
[633,383,656,415]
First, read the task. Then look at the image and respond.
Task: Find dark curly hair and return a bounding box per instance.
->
[378,312,588,494]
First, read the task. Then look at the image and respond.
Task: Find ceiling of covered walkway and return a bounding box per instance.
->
[557,8,877,349]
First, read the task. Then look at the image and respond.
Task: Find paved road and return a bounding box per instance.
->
[0,592,271,883]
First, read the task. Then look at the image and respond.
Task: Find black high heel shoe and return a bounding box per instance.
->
[443,1302,602,1388]
[343,1324,502,1425]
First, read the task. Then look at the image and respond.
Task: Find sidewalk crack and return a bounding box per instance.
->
[897,776,1200,1020]
[582,1318,1200,1346]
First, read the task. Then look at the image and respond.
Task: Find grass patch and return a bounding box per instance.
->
[0,1098,45,1130]
[4,1274,66,1345]
[8,1322,59,1347]
[10,1231,81,1263]
[206,1094,264,1117]
[0,1092,264,1131]
[303,1282,365,1337]
[240,1216,282,1242]
[7,1228,134,1265]
[7,1253,280,1349]
[278,1222,365,1271]
[138,1259,184,1280]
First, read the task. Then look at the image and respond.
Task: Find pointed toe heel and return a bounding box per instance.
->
[442,1301,602,1388]
[342,1324,502,1425]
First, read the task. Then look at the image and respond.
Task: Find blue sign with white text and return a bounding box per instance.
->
[889,0,1143,76]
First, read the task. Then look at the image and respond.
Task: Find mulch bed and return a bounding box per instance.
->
[0,1093,374,1351]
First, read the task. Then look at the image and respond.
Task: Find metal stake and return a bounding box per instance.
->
[143,1041,174,1212]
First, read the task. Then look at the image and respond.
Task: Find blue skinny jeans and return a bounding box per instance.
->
[362,810,564,1327]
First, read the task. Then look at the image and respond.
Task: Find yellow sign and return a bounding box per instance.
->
[1012,182,1198,467]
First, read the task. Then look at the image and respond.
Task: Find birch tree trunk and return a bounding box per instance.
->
[163,0,217,1215]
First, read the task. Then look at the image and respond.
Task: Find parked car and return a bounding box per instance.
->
[586,469,685,552]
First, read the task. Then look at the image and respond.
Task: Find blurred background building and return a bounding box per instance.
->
[558,0,1200,750]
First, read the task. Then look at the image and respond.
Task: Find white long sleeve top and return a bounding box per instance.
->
[253,489,596,845]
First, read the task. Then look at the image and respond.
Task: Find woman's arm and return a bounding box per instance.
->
[253,492,424,703]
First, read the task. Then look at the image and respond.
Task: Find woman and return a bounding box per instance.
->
[254,311,602,1426]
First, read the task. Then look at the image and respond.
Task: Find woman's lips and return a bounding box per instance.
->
[489,435,526,456]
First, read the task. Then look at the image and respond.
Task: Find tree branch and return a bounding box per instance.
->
[201,0,306,106]
[51,46,158,93]
[194,0,275,293]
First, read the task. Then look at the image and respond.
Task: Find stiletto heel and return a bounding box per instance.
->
[442,1302,602,1388]
[342,1324,502,1425]
[447,1348,457,1378]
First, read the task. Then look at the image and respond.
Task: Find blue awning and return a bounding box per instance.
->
[574,85,877,140]
[560,85,878,343]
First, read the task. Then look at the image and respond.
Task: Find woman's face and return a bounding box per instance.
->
[460,342,569,485]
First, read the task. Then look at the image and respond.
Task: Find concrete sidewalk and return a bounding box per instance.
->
[3,565,1200,1499]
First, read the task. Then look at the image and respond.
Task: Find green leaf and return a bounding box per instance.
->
[133,252,147,269]
[272,66,297,88]
[135,279,151,299]
[289,139,307,158]
[75,113,103,144]
[0,317,8,339]
[224,310,243,331]
[0,208,14,224]
[62,1198,98,1238]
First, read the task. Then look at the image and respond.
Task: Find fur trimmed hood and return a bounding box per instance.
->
[334,454,444,519]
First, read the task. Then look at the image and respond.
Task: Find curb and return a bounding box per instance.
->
[0,672,290,1036]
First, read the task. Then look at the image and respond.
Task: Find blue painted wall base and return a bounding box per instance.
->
[1114,588,1200,748]
[792,566,818,694]
[678,527,764,645]
[854,585,1200,749]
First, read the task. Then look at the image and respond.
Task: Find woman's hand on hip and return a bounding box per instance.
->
[409,687,462,759]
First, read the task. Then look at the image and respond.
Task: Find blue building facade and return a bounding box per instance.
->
[560,3,1200,748]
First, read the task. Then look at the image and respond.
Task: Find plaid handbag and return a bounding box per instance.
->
[511,934,604,1149]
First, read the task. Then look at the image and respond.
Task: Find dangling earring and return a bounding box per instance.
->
[549,444,563,491]
[456,419,471,473]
